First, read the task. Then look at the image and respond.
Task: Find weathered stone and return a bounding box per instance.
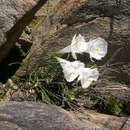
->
[35,0,62,17]
[75,80,130,115]
[75,109,130,130]
[32,0,86,47]
[0,101,99,130]
[0,101,129,130]
[0,0,47,63]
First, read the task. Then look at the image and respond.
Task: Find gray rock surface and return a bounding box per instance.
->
[0,101,98,130]
[0,0,47,63]
[75,109,130,130]
[0,101,129,130]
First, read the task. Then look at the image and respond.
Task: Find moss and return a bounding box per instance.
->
[29,17,41,28]
[0,92,5,101]
[103,97,122,115]
[78,91,123,115]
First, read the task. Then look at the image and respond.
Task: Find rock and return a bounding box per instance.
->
[75,109,130,130]
[75,80,130,115]
[0,101,130,130]
[35,0,62,17]
[32,0,86,45]
[0,101,99,130]
[0,0,47,63]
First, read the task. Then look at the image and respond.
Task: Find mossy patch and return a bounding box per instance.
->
[76,90,126,116]
[29,16,42,28]
[103,97,122,115]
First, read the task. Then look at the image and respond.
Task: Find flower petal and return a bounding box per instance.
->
[71,34,88,59]
[78,68,99,88]
[55,57,69,68]
[56,57,85,82]
[58,45,71,53]
[87,37,108,60]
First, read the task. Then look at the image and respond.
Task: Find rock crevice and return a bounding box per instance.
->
[0,0,47,63]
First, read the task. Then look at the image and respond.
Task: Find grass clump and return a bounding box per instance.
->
[26,57,77,106]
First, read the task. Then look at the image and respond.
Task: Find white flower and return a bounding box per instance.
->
[71,34,87,59]
[78,68,99,88]
[56,57,99,88]
[86,37,108,61]
[59,35,107,61]
[60,34,87,59]
[56,57,85,82]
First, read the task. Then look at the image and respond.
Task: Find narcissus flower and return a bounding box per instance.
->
[71,34,87,59]
[60,34,87,59]
[56,57,85,82]
[86,37,108,61]
[56,57,99,88]
[78,68,99,88]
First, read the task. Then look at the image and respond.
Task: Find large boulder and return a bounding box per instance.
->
[0,0,47,63]
[0,101,98,130]
[0,101,129,130]
[76,109,130,130]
